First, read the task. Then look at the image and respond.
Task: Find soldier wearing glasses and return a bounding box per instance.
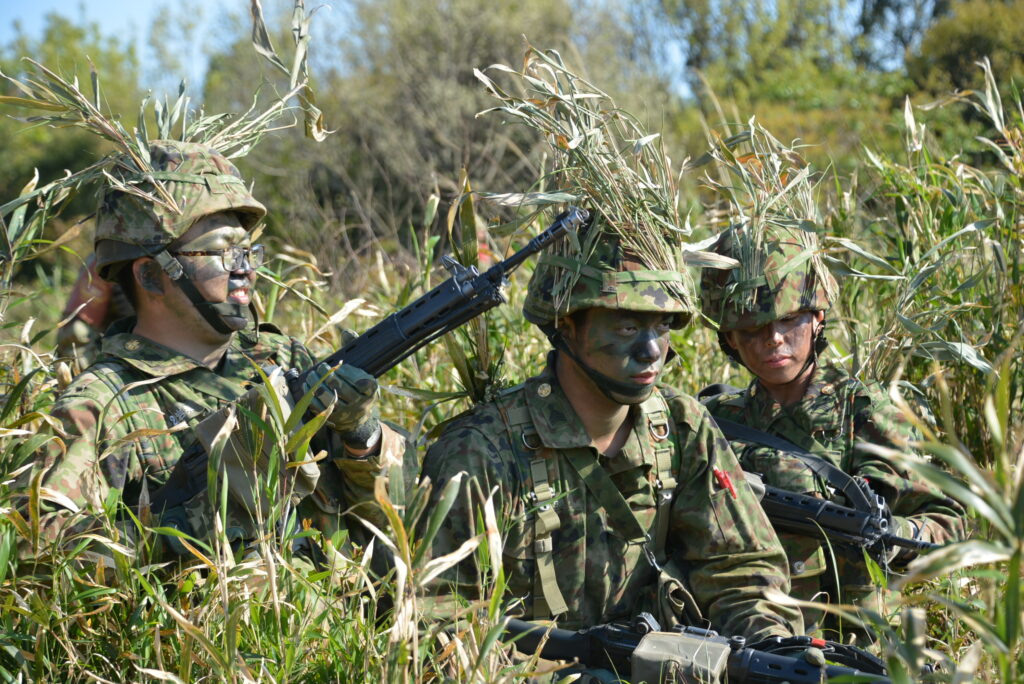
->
[32,140,401,552]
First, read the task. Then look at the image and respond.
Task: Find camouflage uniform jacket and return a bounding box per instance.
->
[36,317,400,545]
[703,363,964,613]
[421,354,802,642]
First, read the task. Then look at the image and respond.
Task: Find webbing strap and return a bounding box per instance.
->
[530,454,568,617]
[641,392,677,567]
[712,415,874,513]
[564,448,647,540]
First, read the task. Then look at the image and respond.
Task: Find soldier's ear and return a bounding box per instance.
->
[132,258,165,297]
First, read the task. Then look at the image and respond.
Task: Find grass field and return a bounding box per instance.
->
[0,55,1021,683]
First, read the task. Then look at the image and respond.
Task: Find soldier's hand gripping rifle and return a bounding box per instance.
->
[702,405,940,564]
[149,207,589,521]
[505,613,891,684]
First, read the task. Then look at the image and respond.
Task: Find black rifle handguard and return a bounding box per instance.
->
[762,484,940,557]
[286,206,588,386]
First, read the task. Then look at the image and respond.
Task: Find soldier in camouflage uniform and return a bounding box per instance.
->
[420,225,802,643]
[32,140,402,554]
[699,224,965,637]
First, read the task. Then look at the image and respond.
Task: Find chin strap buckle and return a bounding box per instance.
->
[154,251,184,280]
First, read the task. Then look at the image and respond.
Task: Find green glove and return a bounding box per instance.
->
[303,361,380,450]
[886,516,922,565]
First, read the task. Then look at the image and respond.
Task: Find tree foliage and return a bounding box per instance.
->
[0,14,143,222]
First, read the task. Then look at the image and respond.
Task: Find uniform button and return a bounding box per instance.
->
[537,383,551,398]
[124,339,141,351]
[792,561,806,574]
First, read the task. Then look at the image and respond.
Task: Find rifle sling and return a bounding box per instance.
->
[711,415,874,513]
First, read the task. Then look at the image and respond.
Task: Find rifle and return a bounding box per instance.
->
[150,207,588,516]
[761,482,939,559]
[701,403,938,563]
[505,613,891,684]
[283,205,588,383]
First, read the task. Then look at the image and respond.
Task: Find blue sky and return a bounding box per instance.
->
[0,0,223,89]
[2,0,166,52]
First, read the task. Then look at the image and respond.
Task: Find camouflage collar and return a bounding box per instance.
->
[98,317,279,400]
[522,352,649,459]
[747,363,848,432]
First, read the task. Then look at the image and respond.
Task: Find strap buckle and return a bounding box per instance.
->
[649,419,670,442]
[522,432,542,450]
[642,534,662,572]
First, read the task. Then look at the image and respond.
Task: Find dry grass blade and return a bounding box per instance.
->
[476,44,696,313]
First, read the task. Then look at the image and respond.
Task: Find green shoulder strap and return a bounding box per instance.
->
[640,391,678,568]
[496,398,569,619]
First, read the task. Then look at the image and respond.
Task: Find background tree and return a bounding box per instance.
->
[0,14,142,223]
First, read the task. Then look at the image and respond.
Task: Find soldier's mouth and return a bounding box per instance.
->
[630,370,659,384]
[763,354,792,368]
[227,278,251,305]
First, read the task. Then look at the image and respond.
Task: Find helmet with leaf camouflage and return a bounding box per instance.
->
[699,222,837,333]
[94,140,266,281]
[523,218,695,329]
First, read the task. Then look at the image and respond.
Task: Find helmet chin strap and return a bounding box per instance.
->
[547,328,653,404]
[153,251,247,335]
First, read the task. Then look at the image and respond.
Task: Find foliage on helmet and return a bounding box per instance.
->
[94,140,266,280]
[0,2,327,281]
[695,123,838,331]
[476,46,728,327]
[700,223,838,332]
[523,224,694,327]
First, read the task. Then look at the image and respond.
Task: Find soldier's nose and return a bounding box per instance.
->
[633,335,661,363]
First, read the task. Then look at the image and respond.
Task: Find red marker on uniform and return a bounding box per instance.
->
[713,467,738,499]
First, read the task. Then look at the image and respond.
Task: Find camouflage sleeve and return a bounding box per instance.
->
[847,388,966,546]
[667,396,803,641]
[418,413,519,609]
[28,381,143,547]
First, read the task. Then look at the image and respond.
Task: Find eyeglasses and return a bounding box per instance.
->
[171,244,265,271]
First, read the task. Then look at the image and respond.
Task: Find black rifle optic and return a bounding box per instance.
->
[505,613,891,684]
[150,207,587,516]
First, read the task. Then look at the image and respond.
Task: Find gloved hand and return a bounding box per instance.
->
[885,515,921,565]
[303,361,381,451]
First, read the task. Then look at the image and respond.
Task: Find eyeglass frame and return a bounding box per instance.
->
[170,244,265,271]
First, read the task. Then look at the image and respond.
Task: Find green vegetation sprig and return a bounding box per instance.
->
[698,121,838,314]
[474,45,713,311]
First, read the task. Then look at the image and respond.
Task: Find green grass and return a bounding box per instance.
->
[0,60,1020,684]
